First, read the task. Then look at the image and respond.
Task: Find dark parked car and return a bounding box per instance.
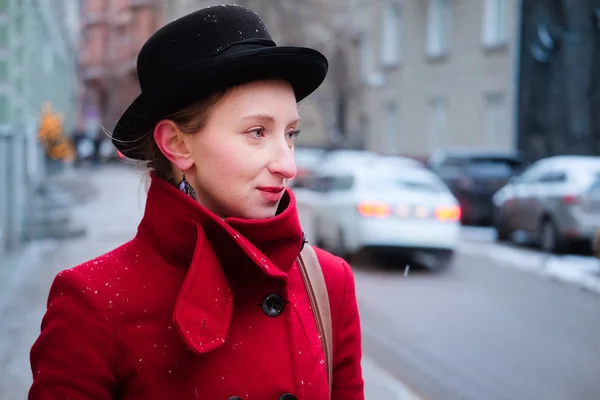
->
[427,148,524,225]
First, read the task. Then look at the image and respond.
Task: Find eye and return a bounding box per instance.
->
[286,129,301,142]
[248,127,265,139]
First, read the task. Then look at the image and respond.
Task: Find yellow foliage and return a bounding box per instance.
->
[38,102,73,162]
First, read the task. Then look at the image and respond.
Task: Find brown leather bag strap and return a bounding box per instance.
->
[297,244,333,398]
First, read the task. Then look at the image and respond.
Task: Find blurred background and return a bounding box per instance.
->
[1,0,600,399]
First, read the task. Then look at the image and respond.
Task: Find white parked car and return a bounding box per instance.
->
[298,156,461,269]
[288,146,328,190]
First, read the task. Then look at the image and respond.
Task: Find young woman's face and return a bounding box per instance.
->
[186,79,300,219]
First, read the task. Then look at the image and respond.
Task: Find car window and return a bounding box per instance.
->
[311,175,354,193]
[519,163,546,183]
[466,158,521,177]
[439,157,466,169]
[536,171,567,183]
[363,176,442,192]
[589,178,600,194]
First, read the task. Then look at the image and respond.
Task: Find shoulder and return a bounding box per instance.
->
[50,240,142,302]
[312,246,350,280]
[69,241,139,279]
[311,246,357,308]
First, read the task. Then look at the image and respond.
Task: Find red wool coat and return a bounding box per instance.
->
[29,174,364,400]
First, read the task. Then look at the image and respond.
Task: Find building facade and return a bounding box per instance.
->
[162,0,361,148]
[353,0,520,160]
[0,0,81,255]
[79,0,162,136]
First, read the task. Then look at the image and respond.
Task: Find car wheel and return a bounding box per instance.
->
[539,218,564,254]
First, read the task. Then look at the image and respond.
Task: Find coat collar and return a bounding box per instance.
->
[135,173,304,354]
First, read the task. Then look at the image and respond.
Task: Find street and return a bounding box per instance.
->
[1,164,600,399]
[357,251,600,400]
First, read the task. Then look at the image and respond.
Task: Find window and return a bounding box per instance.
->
[360,34,385,86]
[366,177,441,193]
[384,102,399,154]
[312,175,354,193]
[0,60,7,82]
[482,0,508,47]
[484,92,506,147]
[519,164,546,183]
[0,95,7,124]
[428,97,448,151]
[360,34,374,80]
[427,0,449,57]
[0,24,8,50]
[466,158,521,177]
[381,2,401,67]
[43,46,54,73]
[537,171,567,183]
[15,14,23,34]
[14,77,22,94]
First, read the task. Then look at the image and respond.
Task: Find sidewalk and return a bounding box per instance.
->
[0,164,147,400]
[0,164,420,399]
[459,227,600,295]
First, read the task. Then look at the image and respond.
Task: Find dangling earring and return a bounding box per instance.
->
[178,173,198,201]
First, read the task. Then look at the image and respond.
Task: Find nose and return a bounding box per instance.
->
[267,137,297,180]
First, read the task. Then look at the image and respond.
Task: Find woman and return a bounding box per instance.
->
[29,5,364,400]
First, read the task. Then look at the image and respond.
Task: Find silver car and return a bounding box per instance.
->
[492,156,600,253]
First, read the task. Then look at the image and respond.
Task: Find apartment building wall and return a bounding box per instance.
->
[356,0,519,159]
[79,0,162,134]
[162,0,361,148]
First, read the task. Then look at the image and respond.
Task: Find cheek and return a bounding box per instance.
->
[194,136,262,185]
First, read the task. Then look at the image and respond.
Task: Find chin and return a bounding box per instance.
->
[251,207,279,219]
[224,204,277,220]
[246,202,280,219]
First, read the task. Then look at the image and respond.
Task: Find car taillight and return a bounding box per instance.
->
[358,202,391,217]
[563,195,579,205]
[435,205,461,222]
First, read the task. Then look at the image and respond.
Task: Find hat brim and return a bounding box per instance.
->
[112,46,328,160]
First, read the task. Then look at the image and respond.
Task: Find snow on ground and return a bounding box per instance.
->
[459,227,600,294]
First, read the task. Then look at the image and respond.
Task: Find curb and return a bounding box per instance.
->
[457,241,600,295]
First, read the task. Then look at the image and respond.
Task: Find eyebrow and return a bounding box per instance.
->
[241,114,301,124]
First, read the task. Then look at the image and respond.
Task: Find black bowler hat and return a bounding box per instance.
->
[112,4,329,160]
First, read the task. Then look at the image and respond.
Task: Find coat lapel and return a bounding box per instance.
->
[136,174,304,355]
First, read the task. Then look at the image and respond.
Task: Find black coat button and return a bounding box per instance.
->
[228,397,243,400]
[279,394,298,400]
[261,294,285,317]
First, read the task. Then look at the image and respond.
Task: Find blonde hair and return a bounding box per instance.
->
[139,90,227,183]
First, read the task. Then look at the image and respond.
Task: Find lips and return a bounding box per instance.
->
[257,186,285,193]
[257,186,285,202]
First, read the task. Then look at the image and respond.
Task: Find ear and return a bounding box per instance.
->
[153,120,194,170]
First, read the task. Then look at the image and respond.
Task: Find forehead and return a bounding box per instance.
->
[227,79,295,103]
[208,79,299,120]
